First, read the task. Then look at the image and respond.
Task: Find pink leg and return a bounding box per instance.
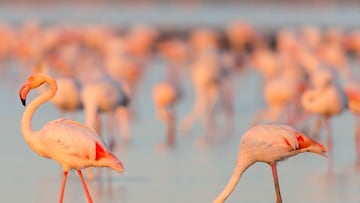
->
[107,113,115,150]
[311,116,322,140]
[323,117,333,175]
[270,163,282,203]
[59,171,68,203]
[355,128,360,170]
[77,170,94,203]
[117,107,131,145]
[355,115,360,170]
[166,108,176,146]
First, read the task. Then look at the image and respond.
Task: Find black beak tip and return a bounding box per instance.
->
[21,98,26,106]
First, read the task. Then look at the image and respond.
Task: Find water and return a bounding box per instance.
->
[1,3,360,203]
[1,58,360,203]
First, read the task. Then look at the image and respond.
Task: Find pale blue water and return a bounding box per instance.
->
[0,3,360,203]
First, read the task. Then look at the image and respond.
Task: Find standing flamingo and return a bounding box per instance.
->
[180,49,220,143]
[344,83,360,170]
[19,73,124,203]
[152,81,180,148]
[300,67,347,174]
[213,124,327,203]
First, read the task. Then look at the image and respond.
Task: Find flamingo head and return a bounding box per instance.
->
[19,74,47,106]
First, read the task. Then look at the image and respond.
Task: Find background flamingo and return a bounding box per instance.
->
[152,80,180,148]
[179,49,221,143]
[213,124,327,203]
[32,62,83,119]
[19,73,124,203]
[300,67,347,174]
[344,82,360,170]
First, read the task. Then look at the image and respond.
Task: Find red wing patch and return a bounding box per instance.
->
[95,142,107,161]
[295,131,311,149]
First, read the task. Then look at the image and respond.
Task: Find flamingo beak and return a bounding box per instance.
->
[19,82,31,106]
[295,131,328,157]
[309,142,328,158]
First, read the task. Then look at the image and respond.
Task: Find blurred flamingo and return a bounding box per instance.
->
[213,124,327,203]
[301,67,347,174]
[81,77,130,147]
[180,49,220,144]
[33,62,82,119]
[344,83,360,170]
[19,73,124,203]
[152,81,180,148]
[0,23,16,71]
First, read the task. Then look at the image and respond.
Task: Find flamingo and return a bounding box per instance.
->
[80,77,130,146]
[213,124,327,203]
[179,49,221,143]
[344,83,360,170]
[32,62,82,119]
[152,81,180,147]
[300,67,347,174]
[19,73,124,203]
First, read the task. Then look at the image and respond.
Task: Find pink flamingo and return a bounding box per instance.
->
[33,62,82,119]
[152,81,180,147]
[81,78,130,146]
[179,49,220,143]
[301,67,347,174]
[19,73,124,203]
[344,83,360,170]
[213,124,327,203]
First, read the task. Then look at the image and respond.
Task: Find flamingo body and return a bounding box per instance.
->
[50,77,82,111]
[31,118,123,172]
[301,85,347,116]
[153,82,178,108]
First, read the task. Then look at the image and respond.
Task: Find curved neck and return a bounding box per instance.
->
[21,75,57,143]
[213,155,254,203]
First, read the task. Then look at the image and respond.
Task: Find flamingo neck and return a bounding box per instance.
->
[213,154,254,203]
[21,75,57,144]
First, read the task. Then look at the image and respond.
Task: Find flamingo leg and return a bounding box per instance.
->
[270,162,282,203]
[59,171,68,203]
[180,93,205,135]
[311,116,322,140]
[166,107,176,146]
[107,113,115,150]
[323,117,333,175]
[355,115,360,170]
[117,107,131,145]
[77,169,94,203]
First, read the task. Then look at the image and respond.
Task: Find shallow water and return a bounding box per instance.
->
[1,3,360,203]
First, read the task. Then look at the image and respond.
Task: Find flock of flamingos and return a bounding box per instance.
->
[2,20,360,202]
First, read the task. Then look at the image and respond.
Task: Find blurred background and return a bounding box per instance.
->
[1,1,360,203]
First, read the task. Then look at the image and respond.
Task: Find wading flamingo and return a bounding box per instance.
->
[180,49,220,143]
[213,124,327,203]
[152,81,180,147]
[19,73,124,203]
[344,83,360,170]
[300,67,347,174]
